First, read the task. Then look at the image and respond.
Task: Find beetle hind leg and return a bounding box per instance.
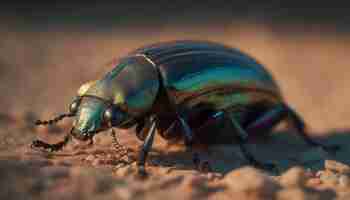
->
[286,106,340,154]
[245,103,340,154]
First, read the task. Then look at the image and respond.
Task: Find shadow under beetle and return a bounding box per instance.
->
[32,40,339,175]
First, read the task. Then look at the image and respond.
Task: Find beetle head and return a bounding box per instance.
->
[33,94,132,153]
[69,96,130,141]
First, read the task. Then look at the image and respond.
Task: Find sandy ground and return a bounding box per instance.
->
[0,23,350,199]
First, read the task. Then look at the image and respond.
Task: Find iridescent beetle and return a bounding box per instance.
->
[32,40,338,175]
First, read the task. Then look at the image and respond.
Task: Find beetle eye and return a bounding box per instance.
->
[103,106,125,126]
[69,98,81,114]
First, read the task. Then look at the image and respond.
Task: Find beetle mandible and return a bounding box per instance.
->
[31,40,339,175]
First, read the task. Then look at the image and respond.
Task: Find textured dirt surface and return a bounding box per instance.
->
[1,23,350,199]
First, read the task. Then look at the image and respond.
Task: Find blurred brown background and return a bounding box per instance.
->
[1,3,350,200]
[1,2,350,133]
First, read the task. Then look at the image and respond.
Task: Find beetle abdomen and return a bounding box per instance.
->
[133,40,282,110]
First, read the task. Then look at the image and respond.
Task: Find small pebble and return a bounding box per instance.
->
[279,167,307,187]
[307,178,322,186]
[85,154,96,162]
[319,170,339,185]
[224,167,281,199]
[338,175,350,188]
[106,154,113,159]
[315,171,323,178]
[325,160,350,175]
[206,172,223,181]
[115,165,136,177]
[92,158,103,166]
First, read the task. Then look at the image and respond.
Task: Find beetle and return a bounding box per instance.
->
[31,40,339,175]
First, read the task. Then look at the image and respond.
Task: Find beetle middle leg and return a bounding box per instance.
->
[225,111,276,170]
[177,115,212,172]
[136,115,157,177]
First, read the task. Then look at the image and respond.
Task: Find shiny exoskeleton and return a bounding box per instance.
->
[32,40,339,175]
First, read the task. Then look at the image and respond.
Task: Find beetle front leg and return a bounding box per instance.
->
[178,116,212,172]
[137,115,157,177]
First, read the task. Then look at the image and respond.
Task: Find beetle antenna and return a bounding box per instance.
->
[110,128,134,164]
[31,132,71,152]
[35,113,75,126]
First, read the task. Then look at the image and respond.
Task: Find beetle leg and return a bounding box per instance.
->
[245,104,289,135]
[137,115,157,177]
[285,106,340,154]
[226,112,275,170]
[135,120,146,141]
[245,104,339,154]
[178,115,212,172]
